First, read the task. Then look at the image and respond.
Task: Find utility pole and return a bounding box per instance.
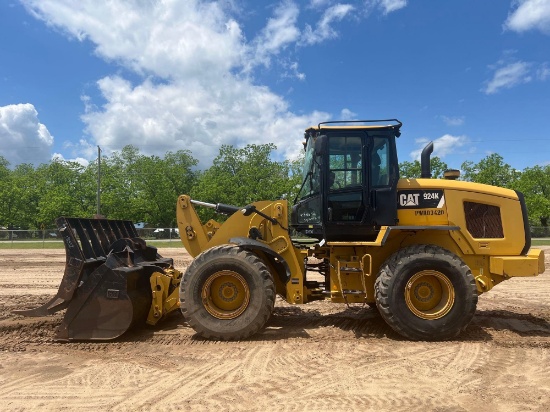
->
[97,146,101,217]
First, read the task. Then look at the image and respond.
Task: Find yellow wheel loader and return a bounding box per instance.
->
[16,120,545,341]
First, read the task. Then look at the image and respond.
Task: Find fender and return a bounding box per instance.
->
[229,237,291,284]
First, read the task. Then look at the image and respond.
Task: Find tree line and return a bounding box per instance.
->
[0,144,302,230]
[0,145,548,230]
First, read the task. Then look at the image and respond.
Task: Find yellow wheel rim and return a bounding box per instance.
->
[405,270,455,320]
[202,271,250,319]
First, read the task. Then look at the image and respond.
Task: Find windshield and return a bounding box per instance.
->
[296,137,320,202]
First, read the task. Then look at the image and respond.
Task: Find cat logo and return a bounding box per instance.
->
[399,193,420,207]
[397,189,445,209]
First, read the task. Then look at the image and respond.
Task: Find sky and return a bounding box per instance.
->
[1,0,549,172]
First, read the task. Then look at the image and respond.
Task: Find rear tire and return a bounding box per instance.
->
[375,244,478,340]
[180,245,275,340]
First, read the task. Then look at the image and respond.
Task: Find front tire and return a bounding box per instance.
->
[375,244,478,340]
[180,245,275,340]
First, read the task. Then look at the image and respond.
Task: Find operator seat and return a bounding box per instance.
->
[372,152,381,186]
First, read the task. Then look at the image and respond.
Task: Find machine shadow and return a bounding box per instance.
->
[124,305,507,343]
[471,309,550,337]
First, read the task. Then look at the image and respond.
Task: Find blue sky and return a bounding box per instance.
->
[1,0,549,171]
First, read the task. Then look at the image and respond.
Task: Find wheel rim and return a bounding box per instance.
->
[202,271,250,319]
[405,270,455,320]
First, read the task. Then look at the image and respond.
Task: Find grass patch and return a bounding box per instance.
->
[147,240,184,248]
[0,241,64,249]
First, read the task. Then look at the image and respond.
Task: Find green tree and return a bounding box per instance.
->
[399,157,449,179]
[0,156,11,227]
[461,153,520,187]
[0,160,45,230]
[36,160,95,226]
[287,154,305,203]
[0,156,8,179]
[99,146,198,226]
[512,165,550,230]
[12,164,43,229]
[128,150,198,226]
[191,144,298,221]
[98,146,141,221]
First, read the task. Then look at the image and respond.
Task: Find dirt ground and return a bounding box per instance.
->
[0,247,549,412]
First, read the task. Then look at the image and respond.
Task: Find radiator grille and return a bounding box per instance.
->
[464,202,504,238]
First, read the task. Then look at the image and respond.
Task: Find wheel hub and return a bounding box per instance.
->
[202,270,250,319]
[413,281,434,302]
[405,270,455,320]
[219,282,239,302]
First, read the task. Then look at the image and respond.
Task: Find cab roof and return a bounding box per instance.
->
[305,119,402,136]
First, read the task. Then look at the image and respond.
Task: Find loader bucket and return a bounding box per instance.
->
[14,217,175,341]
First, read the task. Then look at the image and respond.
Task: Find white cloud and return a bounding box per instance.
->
[0,103,53,166]
[19,0,328,166]
[281,61,306,81]
[365,0,408,15]
[248,2,301,70]
[301,4,355,45]
[482,61,532,94]
[309,0,332,8]
[81,76,329,166]
[537,63,550,80]
[18,0,403,167]
[379,0,408,14]
[440,115,465,126]
[22,0,246,82]
[410,134,468,161]
[504,0,550,34]
[62,137,97,161]
[51,153,89,167]
[340,108,357,120]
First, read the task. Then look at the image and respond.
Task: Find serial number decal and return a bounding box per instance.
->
[397,190,445,209]
[415,209,445,216]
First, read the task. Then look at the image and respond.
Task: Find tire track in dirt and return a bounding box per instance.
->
[461,348,550,411]
[0,352,125,409]
[1,358,147,409]
[276,344,467,411]
[107,345,274,411]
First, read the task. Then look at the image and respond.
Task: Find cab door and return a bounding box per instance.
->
[323,133,370,241]
[367,135,399,228]
[323,132,398,241]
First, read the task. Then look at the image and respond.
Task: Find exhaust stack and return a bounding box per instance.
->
[421,142,434,178]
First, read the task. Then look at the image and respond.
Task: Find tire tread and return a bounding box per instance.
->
[180,245,275,340]
[375,244,478,341]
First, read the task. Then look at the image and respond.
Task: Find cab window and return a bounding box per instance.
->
[328,136,362,190]
[371,137,390,187]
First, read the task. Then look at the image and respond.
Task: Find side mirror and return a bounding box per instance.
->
[314,135,327,156]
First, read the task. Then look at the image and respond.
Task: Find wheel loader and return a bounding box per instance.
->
[16,119,545,341]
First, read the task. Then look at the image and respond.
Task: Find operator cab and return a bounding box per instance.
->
[291,120,401,242]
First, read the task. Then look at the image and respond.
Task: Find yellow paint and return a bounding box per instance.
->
[490,248,545,278]
[146,268,182,325]
[175,186,545,308]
